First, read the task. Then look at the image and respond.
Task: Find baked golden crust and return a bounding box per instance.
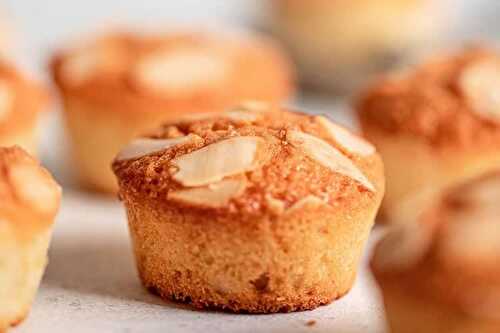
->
[356,48,500,222]
[51,31,295,113]
[113,105,383,217]
[0,146,61,331]
[114,105,384,312]
[357,48,500,149]
[372,171,500,331]
[0,60,48,139]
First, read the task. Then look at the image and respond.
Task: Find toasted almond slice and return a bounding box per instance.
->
[8,163,61,215]
[265,194,286,215]
[316,116,375,156]
[168,178,246,208]
[460,59,500,121]
[287,130,375,192]
[233,100,270,112]
[286,195,326,214]
[172,136,268,187]
[116,135,198,161]
[0,79,12,122]
[133,49,228,94]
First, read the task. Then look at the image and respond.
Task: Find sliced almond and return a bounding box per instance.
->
[286,130,375,192]
[168,178,246,208]
[61,44,124,86]
[265,194,286,215]
[0,79,12,122]
[133,49,228,94]
[460,59,500,121]
[172,136,268,187]
[8,163,61,215]
[286,195,326,214]
[233,100,270,112]
[116,135,198,161]
[316,116,375,156]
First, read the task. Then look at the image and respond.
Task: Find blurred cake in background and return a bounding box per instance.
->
[50,30,295,194]
[372,171,500,332]
[356,48,500,223]
[0,60,49,155]
[0,146,61,332]
[266,0,449,94]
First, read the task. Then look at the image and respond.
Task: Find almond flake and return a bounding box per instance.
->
[286,130,375,192]
[460,59,500,121]
[265,194,286,215]
[0,80,12,122]
[286,195,326,214]
[168,178,246,208]
[233,100,270,112]
[133,49,228,94]
[316,116,375,156]
[116,135,198,161]
[172,136,268,187]
[8,163,61,215]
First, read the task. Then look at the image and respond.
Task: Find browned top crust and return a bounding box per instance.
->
[0,146,61,239]
[50,31,295,113]
[0,60,49,134]
[356,48,500,149]
[372,171,500,320]
[112,104,384,217]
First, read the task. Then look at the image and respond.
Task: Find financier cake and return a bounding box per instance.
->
[267,0,446,93]
[372,171,500,333]
[51,31,295,194]
[112,103,384,313]
[0,60,48,155]
[356,48,500,223]
[0,146,61,331]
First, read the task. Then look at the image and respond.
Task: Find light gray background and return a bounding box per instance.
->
[3,1,500,332]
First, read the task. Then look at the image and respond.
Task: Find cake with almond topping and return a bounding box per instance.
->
[50,31,295,194]
[266,0,447,94]
[0,146,61,331]
[0,60,48,155]
[112,104,384,313]
[356,48,500,223]
[371,171,500,332]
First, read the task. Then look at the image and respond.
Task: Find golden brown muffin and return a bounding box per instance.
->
[0,146,61,332]
[112,103,384,313]
[267,0,446,93]
[0,61,49,155]
[51,31,295,194]
[356,48,500,224]
[372,171,500,333]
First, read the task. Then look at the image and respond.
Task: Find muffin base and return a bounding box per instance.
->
[362,128,500,224]
[123,195,377,313]
[0,228,51,331]
[378,276,500,333]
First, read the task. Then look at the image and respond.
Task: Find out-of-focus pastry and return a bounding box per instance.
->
[50,31,295,194]
[0,61,48,155]
[372,171,500,333]
[0,146,61,331]
[267,0,447,94]
[112,103,384,313]
[356,48,500,223]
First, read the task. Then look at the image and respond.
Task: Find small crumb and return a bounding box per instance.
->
[305,320,316,327]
